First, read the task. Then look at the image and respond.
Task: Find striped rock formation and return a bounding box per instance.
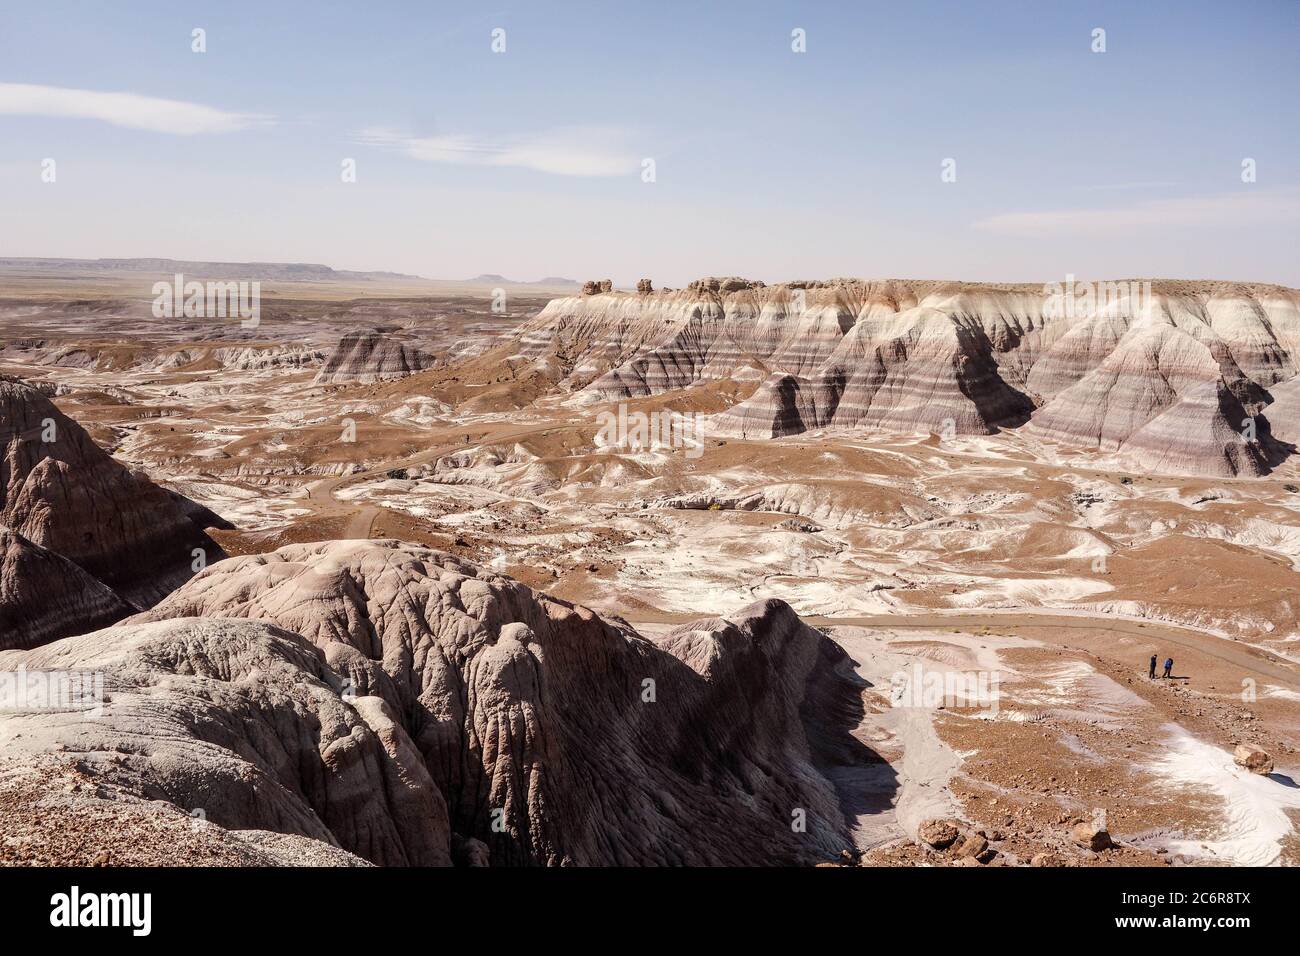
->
[0,528,132,650]
[1025,323,1270,476]
[314,327,437,385]
[122,539,876,866]
[1262,375,1300,449]
[512,278,1300,476]
[0,375,223,640]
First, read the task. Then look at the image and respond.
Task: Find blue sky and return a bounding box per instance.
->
[1,0,1297,285]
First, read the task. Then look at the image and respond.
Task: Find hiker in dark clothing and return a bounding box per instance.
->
[1163,657,1173,678]
[1149,655,1157,679]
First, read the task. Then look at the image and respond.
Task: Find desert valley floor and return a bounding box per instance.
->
[2,270,1299,867]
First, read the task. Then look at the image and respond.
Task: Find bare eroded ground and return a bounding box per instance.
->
[4,277,1299,866]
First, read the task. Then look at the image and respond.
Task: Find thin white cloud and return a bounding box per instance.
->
[0,82,270,134]
[974,189,1300,236]
[357,126,637,177]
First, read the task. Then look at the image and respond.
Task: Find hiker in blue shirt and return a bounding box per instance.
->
[1162,657,1173,678]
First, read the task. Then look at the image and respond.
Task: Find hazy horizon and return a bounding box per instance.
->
[6,254,1300,293]
[3,0,1298,287]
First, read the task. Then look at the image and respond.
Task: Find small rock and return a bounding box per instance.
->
[917,819,960,850]
[1030,852,1063,867]
[1070,822,1112,851]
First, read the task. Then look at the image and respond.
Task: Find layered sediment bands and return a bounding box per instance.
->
[0,618,451,866]
[1023,313,1132,400]
[0,375,223,609]
[515,279,1300,475]
[0,528,132,650]
[719,308,1035,438]
[134,539,875,865]
[1203,293,1300,386]
[1262,375,1300,448]
[1026,325,1270,476]
[314,327,437,384]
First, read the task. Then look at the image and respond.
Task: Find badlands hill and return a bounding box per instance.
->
[0,540,873,866]
[0,375,224,647]
[314,327,438,385]
[513,277,1300,477]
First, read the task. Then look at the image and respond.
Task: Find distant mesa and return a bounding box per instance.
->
[514,276,1300,477]
[314,327,438,385]
[0,258,586,288]
[0,257,424,282]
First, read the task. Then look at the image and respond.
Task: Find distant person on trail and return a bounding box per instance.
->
[1163,657,1173,679]
[1149,655,1157,679]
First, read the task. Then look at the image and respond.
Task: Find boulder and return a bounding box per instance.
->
[1233,743,1275,775]
[917,818,960,850]
[1070,821,1113,851]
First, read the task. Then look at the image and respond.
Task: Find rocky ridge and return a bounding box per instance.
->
[513,278,1300,476]
[0,374,224,644]
[108,539,875,865]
